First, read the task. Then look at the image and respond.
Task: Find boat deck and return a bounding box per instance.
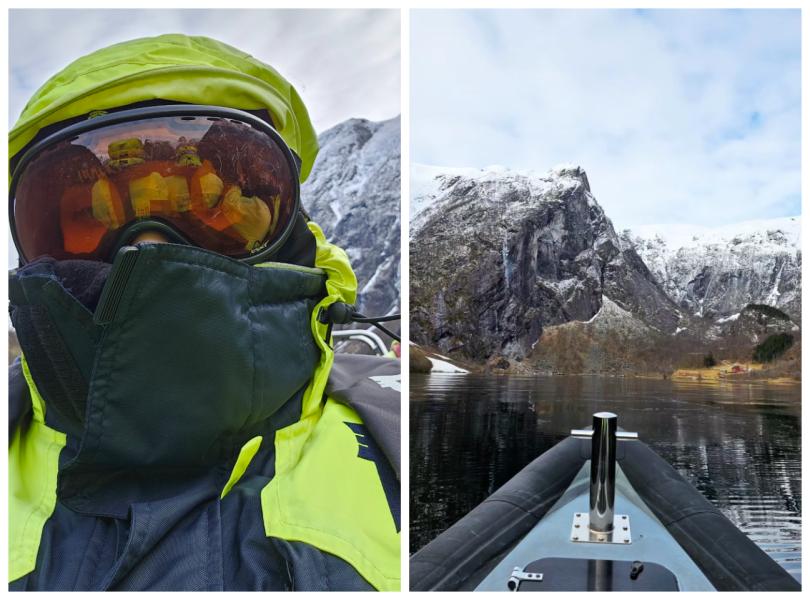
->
[475,462,716,591]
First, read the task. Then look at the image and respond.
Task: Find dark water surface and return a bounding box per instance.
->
[410,373,801,583]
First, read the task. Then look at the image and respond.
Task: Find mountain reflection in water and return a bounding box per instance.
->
[409,373,801,583]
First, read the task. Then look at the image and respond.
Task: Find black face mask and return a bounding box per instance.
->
[10,242,326,517]
[272,211,318,268]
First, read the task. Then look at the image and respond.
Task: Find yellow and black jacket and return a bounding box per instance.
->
[8,231,401,591]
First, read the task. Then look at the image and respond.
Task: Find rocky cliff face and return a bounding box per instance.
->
[711,303,799,346]
[410,164,683,360]
[622,218,801,322]
[302,116,400,317]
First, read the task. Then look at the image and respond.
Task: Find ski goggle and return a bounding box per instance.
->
[10,105,301,265]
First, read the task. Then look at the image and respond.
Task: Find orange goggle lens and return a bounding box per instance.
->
[11,110,299,263]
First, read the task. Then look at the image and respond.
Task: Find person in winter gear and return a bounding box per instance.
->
[8,34,401,591]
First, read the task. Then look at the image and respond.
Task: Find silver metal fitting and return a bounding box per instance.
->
[570,511,632,544]
[507,567,543,591]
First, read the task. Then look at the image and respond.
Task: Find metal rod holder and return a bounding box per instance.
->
[589,412,617,532]
[570,413,638,544]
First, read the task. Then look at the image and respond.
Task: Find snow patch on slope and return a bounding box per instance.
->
[427,357,470,373]
[585,296,651,335]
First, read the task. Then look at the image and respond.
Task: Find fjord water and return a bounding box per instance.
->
[410,373,801,583]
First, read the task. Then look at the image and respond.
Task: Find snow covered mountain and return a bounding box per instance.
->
[410,163,682,360]
[411,162,801,367]
[302,116,400,317]
[622,217,801,322]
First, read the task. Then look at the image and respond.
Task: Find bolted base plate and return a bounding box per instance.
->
[570,512,632,544]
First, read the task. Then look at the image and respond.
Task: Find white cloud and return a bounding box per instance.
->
[410,9,800,229]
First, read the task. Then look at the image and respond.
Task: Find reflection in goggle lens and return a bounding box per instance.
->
[12,113,297,263]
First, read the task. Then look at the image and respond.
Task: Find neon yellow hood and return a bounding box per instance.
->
[9,34,319,182]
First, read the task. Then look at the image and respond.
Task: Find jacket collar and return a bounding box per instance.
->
[11,243,327,516]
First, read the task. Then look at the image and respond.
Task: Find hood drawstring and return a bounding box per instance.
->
[318,302,400,342]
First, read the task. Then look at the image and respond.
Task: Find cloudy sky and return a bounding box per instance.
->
[411,9,801,229]
[9,9,401,132]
